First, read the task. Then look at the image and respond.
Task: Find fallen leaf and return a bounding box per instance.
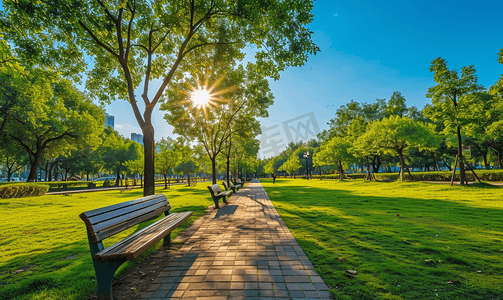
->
[447,280,460,284]
[130,287,136,290]
[477,271,482,273]
[347,270,358,275]
[339,257,346,262]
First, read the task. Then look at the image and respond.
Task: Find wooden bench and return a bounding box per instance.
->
[222,181,240,193]
[207,184,232,209]
[232,179,245,187]
[79,194,192,300]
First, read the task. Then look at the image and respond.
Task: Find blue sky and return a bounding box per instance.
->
[106,0,503,157]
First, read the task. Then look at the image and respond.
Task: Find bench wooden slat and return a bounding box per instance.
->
[81,194,166,219]
[122,212,191,260]
[86,196,168,225]
[91,201,169,233]
[94,206,170,243]
[208,184,222,194]
[103,214,184,260]
[94,211,192,261]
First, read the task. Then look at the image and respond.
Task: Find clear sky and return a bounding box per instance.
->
[105,0,503,158]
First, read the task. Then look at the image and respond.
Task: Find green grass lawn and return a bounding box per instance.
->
[262,178,503,300]
[0,184,213,300]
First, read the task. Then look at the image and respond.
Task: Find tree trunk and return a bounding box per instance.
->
[86,171,89,181]
[27,149,44,182]
[226,155,231,188]
[187,173,191,186]
[338,160,344,180]
[163,173,168,189]
[211,156,217,184]
[497,150,502,169]
[457,125,466,185]
[483,152,489,169]
[398,151,405,181]
[365,156,373,181]
[142,127,155,196]
[430,153,438,171]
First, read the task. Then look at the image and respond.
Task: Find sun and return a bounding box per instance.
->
[190,88,211,108]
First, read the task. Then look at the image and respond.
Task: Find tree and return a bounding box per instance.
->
[0,139,27,181]
[155,138,178,189]
[385,91,408,117]
[486,120,503,168]
[4,69,104,181]
[425,57,483,184]
[4,0,319,196]
[314,136,354,180]
[163,63,272,184]
[361,116,439,181]
[174,160,198,187]
[101,129,141,186]
[76,149,103,181]
[264,156,284,177]
[278,154,301,178]
[125,147,144,186]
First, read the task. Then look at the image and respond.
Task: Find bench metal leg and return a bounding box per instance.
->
[163,232,171,247]
[93,258,127,300]
[223,196,227,203]
[213,198,220,209]
[86,230,126,300]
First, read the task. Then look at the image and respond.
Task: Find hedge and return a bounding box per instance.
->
[0,183,49,198]
[374,170,503,182]
[307,170,503,182]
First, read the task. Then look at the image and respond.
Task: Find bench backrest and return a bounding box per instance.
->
[207,184,222,196]
[80,194,170,243]
[222,181,230,190]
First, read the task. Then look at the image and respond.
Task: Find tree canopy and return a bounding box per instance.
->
[2,0,319,195]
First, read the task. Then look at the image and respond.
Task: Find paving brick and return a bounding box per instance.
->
[135,180,330,300]
[286,283,302,291]
[300,283,316,291]
[288,290,305,298]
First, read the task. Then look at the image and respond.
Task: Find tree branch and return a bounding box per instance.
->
[78,20,120,59]
[94,0,118,23]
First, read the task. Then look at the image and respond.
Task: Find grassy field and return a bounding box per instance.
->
[262,178,503,300]
[0,184,213,300]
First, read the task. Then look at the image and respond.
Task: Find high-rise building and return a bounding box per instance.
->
[131,133,144,145]
[105,113,114,129]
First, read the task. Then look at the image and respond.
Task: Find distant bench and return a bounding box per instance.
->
[79,194,192,300]
[233,179,245,186]
[207,184,232,209]
[222,181,241,193]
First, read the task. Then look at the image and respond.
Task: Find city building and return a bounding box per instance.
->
[105,113,114,129]
[131,133,144,145]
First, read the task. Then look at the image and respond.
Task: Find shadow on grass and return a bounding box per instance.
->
[0,200,209,300]
[262,182,503,300]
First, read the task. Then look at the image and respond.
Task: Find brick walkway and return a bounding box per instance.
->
[135,179,332,300]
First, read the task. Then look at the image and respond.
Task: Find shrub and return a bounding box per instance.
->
[0,183,49,198]
[374,170,503,182]
[44,181,92,191]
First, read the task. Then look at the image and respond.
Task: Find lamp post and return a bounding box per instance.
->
[303,151,309,179]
